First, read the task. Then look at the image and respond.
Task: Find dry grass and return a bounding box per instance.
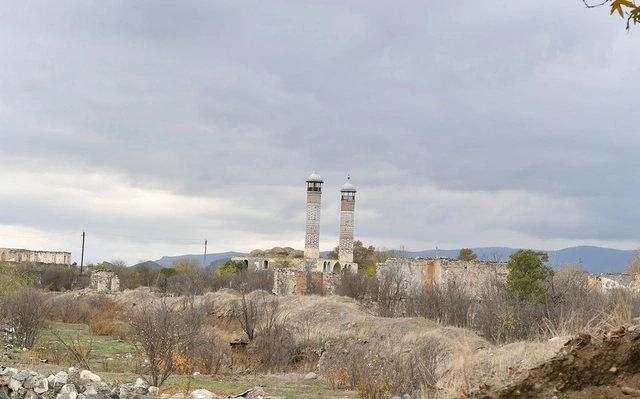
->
[6,287,584,398]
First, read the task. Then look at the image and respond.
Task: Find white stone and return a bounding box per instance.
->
[84,385,98,396]
[53,371,69,386]
[58,383,78,399]
[33,377,49,394]
[188,389,216,399]
[304,372,319,380]
[134,377,148,394]
[80,370,101,382]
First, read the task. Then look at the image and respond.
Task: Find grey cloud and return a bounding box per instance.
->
[0,0,638,263]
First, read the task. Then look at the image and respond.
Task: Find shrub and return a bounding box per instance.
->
[128,297,207,387]
[336,272,376,301]
[49,294,125,336]
[322,338,444,398]
[2,287,51,348]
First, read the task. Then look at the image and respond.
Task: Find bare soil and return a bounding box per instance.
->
[481,329,640,399]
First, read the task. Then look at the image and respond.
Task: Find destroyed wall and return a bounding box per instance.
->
[590,273,640,293]
[0,248,71,266]
[90,270,120,293]
[439,258,508,292]
[273,269,339,295]
[376,257,508,297]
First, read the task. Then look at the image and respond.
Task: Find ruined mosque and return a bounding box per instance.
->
[232,172,357,294]
[234,172,640,297]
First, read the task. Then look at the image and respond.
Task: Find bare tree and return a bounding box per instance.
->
[2,287,51,348]
[376,267,411,317]
[254,295,294,372]
[235,294,259,340]
[128,297,207,387]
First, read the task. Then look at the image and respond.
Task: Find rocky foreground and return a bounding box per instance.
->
[0,367,283,399]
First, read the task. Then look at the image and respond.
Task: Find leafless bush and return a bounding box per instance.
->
[543,270,640,336]
[48,331,94,370]
[336,272,376,300]
[231,270,275,294]
[584,288,640,331]
[544,268,602,335]
[321,338,444,398]
[407,277,474,328]
[49,294,85,323]
[473,276,549,344]
[233,293,296,372]
[49,294,124,336]
[193,330,227,374]
[235,294,260,340]
[2,287,51,348]
[39,265,77,291]
[128,296,208,386]
[305,269,325,295]
[166,273,204,296]
[254,296,294,372]
[375,267,411,317]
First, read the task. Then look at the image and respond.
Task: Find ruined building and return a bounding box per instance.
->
[233,172,358,294]
[0,248,71,266]
[376,257,509,298]
[90,270,121,293]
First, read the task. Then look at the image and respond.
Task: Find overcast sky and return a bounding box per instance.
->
[1,1,638,265]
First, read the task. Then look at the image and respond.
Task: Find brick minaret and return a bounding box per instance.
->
[304,171,323,259]
[338,175,356,265]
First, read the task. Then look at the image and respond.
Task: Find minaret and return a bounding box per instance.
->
[304,171,323,259]
[338,175,356,265]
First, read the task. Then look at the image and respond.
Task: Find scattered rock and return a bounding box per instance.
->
[304,372,318,380]
[0,367,277,399]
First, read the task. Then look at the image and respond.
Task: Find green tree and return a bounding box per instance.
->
[457,248,477,261]
[584,0,640,30]
[217,260,248,276]
[506,250,554,304]
[158,268,178,293]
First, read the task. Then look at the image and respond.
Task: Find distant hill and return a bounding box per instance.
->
[154,251,247,269]
[130,260,163,270]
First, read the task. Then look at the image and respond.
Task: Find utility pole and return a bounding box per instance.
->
[203,239,208,268]
[80,231,85,275]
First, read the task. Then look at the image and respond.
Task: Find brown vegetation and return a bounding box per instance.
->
[1,261,640,398]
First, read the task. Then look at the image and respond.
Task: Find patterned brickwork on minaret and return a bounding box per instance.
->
[304,172,323,259]
[338,175,356,264]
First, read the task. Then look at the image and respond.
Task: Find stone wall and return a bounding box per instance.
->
[590,273,640,293]
[0,248,71,266]
[272,269,339,296]
[90,270,120,293]
[376,257,508,297]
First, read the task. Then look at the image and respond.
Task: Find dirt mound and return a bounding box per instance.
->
[482,328,640,399]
